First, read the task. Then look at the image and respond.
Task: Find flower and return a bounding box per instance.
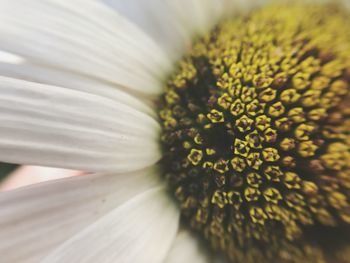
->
[0,1,350,263]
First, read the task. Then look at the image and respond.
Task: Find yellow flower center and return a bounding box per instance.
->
[160,3,350,263]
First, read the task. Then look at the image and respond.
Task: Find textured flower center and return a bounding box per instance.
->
[159,3,350,263]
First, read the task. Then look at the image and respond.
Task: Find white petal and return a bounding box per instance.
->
[0,61,156,117]
[0,166,163,263]
[0,50,24,64]
[42,187,180,263]
[0,0,172,95]
[165,230,211,263]
[104,0,226,58]
[0,76,160,172]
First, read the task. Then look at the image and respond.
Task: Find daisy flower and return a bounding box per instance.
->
[0,0,350,262]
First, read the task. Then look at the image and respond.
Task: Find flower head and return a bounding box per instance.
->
[0,1,349,263]
[160,3,350,262]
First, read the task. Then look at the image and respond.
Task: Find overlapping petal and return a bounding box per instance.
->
[0,167,166,262]
[42,187,179,263]
[0,0,172,95]
[0,77,160,172]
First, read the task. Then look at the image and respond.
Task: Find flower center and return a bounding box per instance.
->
[159,3,350,263]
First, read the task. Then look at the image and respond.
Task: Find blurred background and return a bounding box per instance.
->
[0,163,17,182]
[0,164,82,191]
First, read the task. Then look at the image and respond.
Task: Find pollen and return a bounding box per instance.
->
[159,3,350,263]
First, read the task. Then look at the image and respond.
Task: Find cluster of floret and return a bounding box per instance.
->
[160,4,350,263]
